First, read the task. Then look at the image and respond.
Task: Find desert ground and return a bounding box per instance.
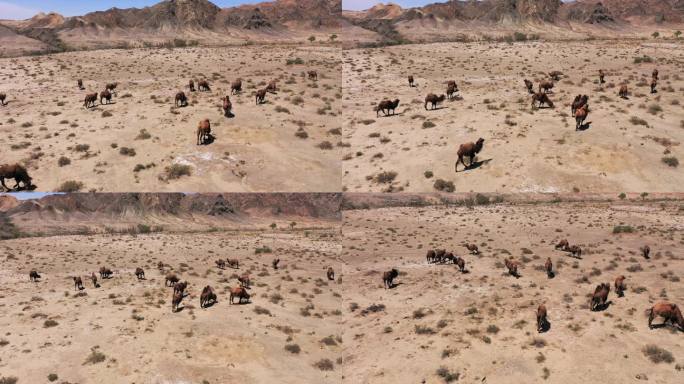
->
[0,228,343,383]
[341,198,683,383]
[342,39,684,193]
[0,44,341,192]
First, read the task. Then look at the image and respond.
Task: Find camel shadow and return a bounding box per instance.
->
[577,122,591,131]
[539,320,551,333]
[380,111,403,118]
[2,184,38,192]
[199,134,215,146]
[202,301,217,309]
[449,96,463,102]
[547,271,556,279]
[93,283,100,288]
[387,281,403,289]
[593,301,612,312]
[460,158,493,172]
[426,106,446,111]
[174,306,185,313]
[224,111,235,118]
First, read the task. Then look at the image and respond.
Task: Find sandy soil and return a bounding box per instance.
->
[0,45,341,192]
[342,40,684,193]
[341,200,683,383]
[0,229,342,383]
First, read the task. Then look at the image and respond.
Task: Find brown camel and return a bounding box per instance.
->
[375,99,400,117]
[549,71,563,81]
[198,80,210,92]
[222,96,232,117]
[327,267,335,281]
[598,69,605,84]
[555,239,569,251]
[614,275,626,297]
[0,163,33,191]
[165,273,179,286]
[455,138,485,172]
[84,93,98,108]
[408,75,414,87]
[446,83,459,100]
[539,80,554,93]
[424,93,446,110]
[308,70,318,81]
[77,79,84,90]
[197,119,211,145]
[135,267,145,280]
[230,79,242,94]
[172,290,183,312]
[227,259,239,269]
[266,80,277,93]
[545,257,553,278]
[641,245,650,259]
[464,243,479,255]
[568,245,582,258]
[456,257,466,273]
[383,268,399,289]
[99,267,112,279]
[532,92,554,108]
[90,272,97,287]
[256,89,267,104]
[175,91,187,107]
[537,304,548,332]
[524,79,534,94]
[106,82,118,95]
[157,261,165,271]
[73,276,83,290]
[29,270,40,282]
[100,89,112,105]
[189,79,196,92]
[652,69,659,81]
[215,259,226,269]
[504,259,520,277]
[200,285,217,308]
[238,274,251,288]
[575,104,589,131]
[648,302,683,330]
[590,283,610,311]
[0,93,5,106]
[272,258,280,270]
[618,85,629,99]
[650,78,657,94]
[571,94,588,115]
[426,249,436,264]
[230,286,250,304]
[173,281,188,295]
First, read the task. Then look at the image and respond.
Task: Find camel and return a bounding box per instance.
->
[641,245,650,259]
[231,79,242,95]
[568,245,582,258]
[652,69,659,81]
[618,85,629,99]
[575,104,589,131]
[648,302,683,330]
[105,82,118,95]
[650,78,657,94]
[256,89,267,104]
[90,272,97,287]
[0,163,33,191]
[198,80,210,92]
[238,274,251,288]
[598,69,605,84]
[230,286,250,304]
[425,93,446,110]
[615,275,626,297]
[200,285,217,308]
[29,270,40,282]
[189,79,196,92]
[555,239,569,251]
[504,259,519,277]
[524,79,534,94]
[308,70,318,81]
[375,99,400,117]
[100,89,112,105]
[456,257,466,273]
[266,80,277,93]
[84,93,98,108]
[426,249,436,264]
[446,83,459,100]
[549,71,563,81]
[531,92,554,109]
[571,95,588,115]
[175,91,187,107]
[465,243,479,255]
[157,261,165,271]
[536,304,548,332]
[197,119,211,145]
[99,267,112,279]
[408,75,414,87]
[227,259,239,269]
[77,79,84,90]
[539,80,554,93]
[545,257,553,278]
[0,93,5,106]
[443,252,456,264]
[165,273,179,287]
[222,96,232,117]
[135,267,145,280]
[272,258,280,270]
[172,290,183,312]
[455,138,485,172]
[215,259,226,269]
[590,283,610,311]
[327,267,335,281]
[73,276,83,290]
[173,281,188,296]
[383,268,399,289]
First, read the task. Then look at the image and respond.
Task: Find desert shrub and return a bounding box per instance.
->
[613,225,634,234]
[662,156,679,167]
[433,179,455,192]
[119,147,136,156]
[374,171,397,184]
[284,344,301,354]
[255,246,272,254]
[83,348,106,365]
[48,373,58,382]
[642,345,674,363]
[58,156,71,166]
[436,366,459,382]
[313,358,334,371]
[164,164,191,180]
[629,116,648,126]
[57,180,83,192]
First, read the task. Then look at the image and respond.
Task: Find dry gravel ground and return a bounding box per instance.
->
[342,40,684,193]
[0,229,342,383]
[341,200,683,383]
[0,45,341,192]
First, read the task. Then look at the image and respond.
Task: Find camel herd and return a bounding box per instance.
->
[26,256,336,314]
[381,240,682,332]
